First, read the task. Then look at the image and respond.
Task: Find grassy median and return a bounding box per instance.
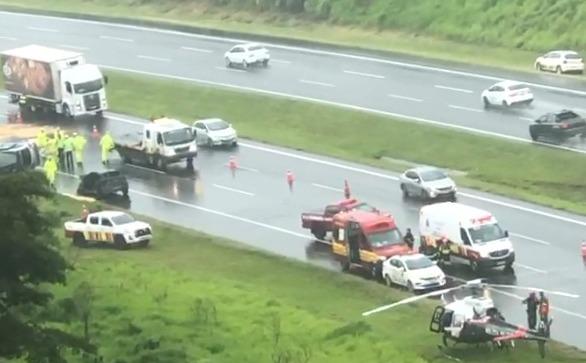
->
[43,195,586,362]
[96,71,586,215]
[0,0,558,73]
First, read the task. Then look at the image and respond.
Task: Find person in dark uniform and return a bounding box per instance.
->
[438,237,451,266]
[404,228,415,250]
[522,292,539,330]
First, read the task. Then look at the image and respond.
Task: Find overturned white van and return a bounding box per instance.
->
[419,202,515,272]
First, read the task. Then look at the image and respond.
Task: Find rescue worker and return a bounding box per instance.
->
[438,237,451,265]
[45,134,59,164]
[56,128,65,167]
[403,228,415,250]
[44,156,58,188]
[36,128,48,151]
[522,292,539,330]
[63,133,75,171]
[538,291,550,324]
[73,132,87,167]
[99,131,115,165]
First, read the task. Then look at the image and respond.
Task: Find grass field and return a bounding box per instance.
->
[38,195,586,362]
[98,71,586,215]
[0,0,568,73]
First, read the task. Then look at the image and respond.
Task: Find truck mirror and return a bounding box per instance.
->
[104,75,109,85]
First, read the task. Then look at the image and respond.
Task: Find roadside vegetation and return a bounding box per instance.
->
[2,0,585,72]
[7,181,585,363]
[98,71,586,215]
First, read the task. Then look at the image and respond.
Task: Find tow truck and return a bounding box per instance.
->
[301,198,383,240]
[114,117,197,171]
[330,209,411,279]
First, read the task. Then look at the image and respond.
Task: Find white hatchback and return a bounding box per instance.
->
[481,80,533,108]
[193,118,238,147]
[382,253,447,292]
[535,50,584,74]
[224,43,270,69]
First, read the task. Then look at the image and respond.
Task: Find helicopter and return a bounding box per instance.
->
[362,279,580,358]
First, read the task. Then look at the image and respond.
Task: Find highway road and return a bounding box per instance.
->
[1,10,586,152]
[1,10,586,350]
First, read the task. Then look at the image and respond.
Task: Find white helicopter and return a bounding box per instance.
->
[362,279,579,358]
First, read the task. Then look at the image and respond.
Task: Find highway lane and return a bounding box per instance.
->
[4,105,582,348]
[1,11,586,151]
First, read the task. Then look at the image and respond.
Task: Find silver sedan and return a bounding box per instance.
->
[399,166,457,201]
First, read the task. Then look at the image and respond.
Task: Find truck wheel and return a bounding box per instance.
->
[371,262,383,282]
[407,281,415,293]
[311,229,326,241]
[96,111,104,119]
[63,104,72,119]
[156,157,167,171]
[114,235,128,250]
[122,188,129,197]
[384,275,393,287]
[340,260,350,272]
[262,59,269,67]
[483,97,490,108]
[400,184,409,198]
[138,240,150,248]
[73,233,87,247]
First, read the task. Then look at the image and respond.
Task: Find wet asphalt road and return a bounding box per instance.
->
[1,10,586,152]
[3,103,584,349]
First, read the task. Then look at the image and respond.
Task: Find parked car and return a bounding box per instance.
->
[481,80,534,108]
[535,50,584,74]
[529,110,586,142]
[399,166,457,201]
[382,253,446,292]
[192,118,238,147]
[76,170,129,199]
[224,43,270,69]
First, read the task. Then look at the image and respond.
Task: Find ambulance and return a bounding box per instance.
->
[419,202,515,272]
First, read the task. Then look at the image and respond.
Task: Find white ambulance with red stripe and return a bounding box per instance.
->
[419,202,515,272]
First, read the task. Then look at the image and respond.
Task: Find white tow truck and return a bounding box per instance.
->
[64,211,152,249]
[114,117,197,171]
[1,45,108,118]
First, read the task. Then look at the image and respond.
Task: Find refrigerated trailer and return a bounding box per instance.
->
[1,45,108,119]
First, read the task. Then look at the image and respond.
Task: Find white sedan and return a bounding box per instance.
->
[481,80,533,108]
[382,254,446,292]
[535,50,584,74]
[193,118,238,147]
[224,43,270,69]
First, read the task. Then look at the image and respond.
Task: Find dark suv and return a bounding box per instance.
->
[77,170,129,199]
[529,110,586,142]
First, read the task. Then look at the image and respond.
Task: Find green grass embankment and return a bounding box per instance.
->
[2,0,583,73]
[42,195,586,362]
[102,71,586,214]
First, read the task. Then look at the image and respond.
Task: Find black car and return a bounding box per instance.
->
[529,110,586,142]
[77,170,129,199]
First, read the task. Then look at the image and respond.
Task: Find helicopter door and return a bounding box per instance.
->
[429,306,446,333]
[346,222,361,264]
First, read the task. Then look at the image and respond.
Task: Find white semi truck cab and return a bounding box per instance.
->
[1,45,108,119]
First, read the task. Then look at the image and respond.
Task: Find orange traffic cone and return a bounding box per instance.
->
[91,124,100,139]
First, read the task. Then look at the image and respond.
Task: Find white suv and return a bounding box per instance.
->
[481,80,533,108]
[224,43,270,69]
[535,50,584,74]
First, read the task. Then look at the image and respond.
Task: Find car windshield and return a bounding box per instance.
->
[111,214,135,225]
[163,128,194,146]
[249,45,265,51]
[508,84,527,91]
[74,78,103,93]
[367,228,403,248]
[467,223,506,244]
[565,53,581,59]
[207,120,229,131]
[419,169,447,182]
[405,256,434,270]
[557,111,579,121]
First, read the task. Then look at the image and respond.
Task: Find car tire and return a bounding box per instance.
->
[371,262,383,282]
[242,60,248,69]
[400,184,409,198]
[449,192,457,202]
[384,275,393,287]
[502,100,509,107]
[138,240,150,248]
[262,59,269,67]
[407,280,414,293]
[340,260,350,272]
[225,57,232,68]
[231,141,238,147]
[114,235,128,250]
[529,129,539,141]
[483,97,491,108]
[156,157,166,171]
[556,66,562,74]
[535,62,542,71]
[73,232,87,247]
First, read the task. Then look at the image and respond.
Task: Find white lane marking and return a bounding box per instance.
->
[299,79,335,88]
[237,166,259,173]
[343,70,385,79]
[489,288,586,320]
[125,164,166,174]
[27,26,59,32]
[519,116,534,122]
[388,94,423,102]
[312,183,343,192]
[514,263,547,274]
[435,85,474,94]
[100,35,134,42]
[181,46,213,53]
[59,44,89,51]
[575,108,586,114]
[108,115,143,125]
[510,232,551,246]
[7,10,586,97]
[215,66,246,73]
[0,94,8,99]
[212,184,255,196]
[107,111,586,228]
[271,59,291,65]
[137,55,171,62]
[448,105,483,113]
[0,35,17,41]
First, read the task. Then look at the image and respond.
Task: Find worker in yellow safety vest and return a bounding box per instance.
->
[73,132,87,167]
[99,131,115,165]
[44,156,58,188]
[45,135,59,163]
[63,133,75,171]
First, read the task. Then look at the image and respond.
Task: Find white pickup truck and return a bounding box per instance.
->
[64,211,152,249]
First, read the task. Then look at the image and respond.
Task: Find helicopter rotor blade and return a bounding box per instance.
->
[488,284,580,298]
[362,286,456,317]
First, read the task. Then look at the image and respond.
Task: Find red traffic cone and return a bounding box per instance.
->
[344,179,351,199]
[91,124,100,139]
